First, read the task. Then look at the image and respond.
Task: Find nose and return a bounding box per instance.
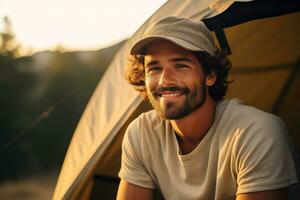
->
[159,68,176,87]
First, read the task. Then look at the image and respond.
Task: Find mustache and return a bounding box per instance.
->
[152,86,190,96]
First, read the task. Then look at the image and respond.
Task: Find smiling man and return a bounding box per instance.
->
[117,16,297,200]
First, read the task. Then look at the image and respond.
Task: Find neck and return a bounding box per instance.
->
[170,95,217,154]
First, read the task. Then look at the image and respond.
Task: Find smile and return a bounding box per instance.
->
[160,92,182,97]
[152,86,189,98]
[157,91,184,100]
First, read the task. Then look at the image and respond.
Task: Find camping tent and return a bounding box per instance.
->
[53,0,300,199]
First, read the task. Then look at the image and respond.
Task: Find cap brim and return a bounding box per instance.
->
[130,36,203,55]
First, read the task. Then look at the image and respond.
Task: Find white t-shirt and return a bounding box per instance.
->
[118,99,297,200]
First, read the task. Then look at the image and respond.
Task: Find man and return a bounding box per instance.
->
[117,16,297,200]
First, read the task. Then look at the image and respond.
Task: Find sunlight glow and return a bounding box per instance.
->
[0,0,167,53]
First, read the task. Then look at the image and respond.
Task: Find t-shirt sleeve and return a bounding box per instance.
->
[118,119,155,189]
[234,114,298,194]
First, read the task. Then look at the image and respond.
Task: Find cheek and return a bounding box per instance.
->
[186,73,203,88]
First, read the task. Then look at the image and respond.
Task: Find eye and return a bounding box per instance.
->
[147,66,161,74]
[176,63,189,69]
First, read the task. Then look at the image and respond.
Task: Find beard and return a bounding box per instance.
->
[147,80,207,120]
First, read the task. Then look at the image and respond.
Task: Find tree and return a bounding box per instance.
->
[0,16,36,180]
[0,16,20,58]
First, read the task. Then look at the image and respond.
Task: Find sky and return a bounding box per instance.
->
[0,0,167,54]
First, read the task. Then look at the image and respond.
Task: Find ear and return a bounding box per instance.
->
[206,71,217,86]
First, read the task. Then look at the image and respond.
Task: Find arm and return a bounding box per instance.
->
[236,188,288,200]
[117,180,154,200]
[234,115,297,198]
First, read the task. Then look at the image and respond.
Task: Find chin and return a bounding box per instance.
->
[160,109,190,120]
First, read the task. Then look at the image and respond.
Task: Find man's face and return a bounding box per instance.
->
[144,40,211,119]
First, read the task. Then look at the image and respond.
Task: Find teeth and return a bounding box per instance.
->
[161,93,181,97]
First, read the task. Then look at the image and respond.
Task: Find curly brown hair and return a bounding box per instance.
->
[125,50,232,101]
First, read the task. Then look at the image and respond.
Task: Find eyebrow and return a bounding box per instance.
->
[145,57,193,67]
[169,57,193,63]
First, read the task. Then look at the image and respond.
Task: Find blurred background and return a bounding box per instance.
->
[0,0,166,199]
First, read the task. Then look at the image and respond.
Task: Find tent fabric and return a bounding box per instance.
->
[52,0,300,199]
[224,12,300,111]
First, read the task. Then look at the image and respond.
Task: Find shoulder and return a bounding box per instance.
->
[127,109,164,132]
[217,99,290,153]
[222,98,286,133]
[222,99,292,161]
[125,110,166,145]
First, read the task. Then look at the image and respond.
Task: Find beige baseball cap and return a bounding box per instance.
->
[130,16,217,56]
